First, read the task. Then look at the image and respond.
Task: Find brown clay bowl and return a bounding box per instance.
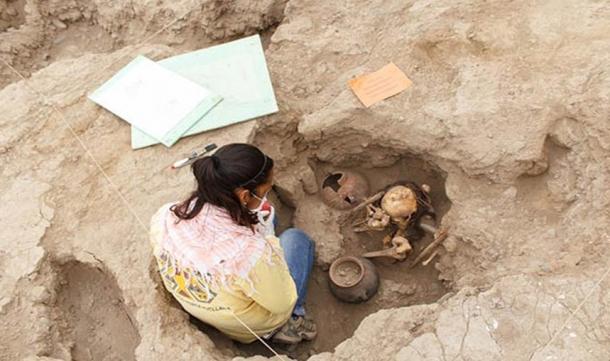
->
[328,256,379,303]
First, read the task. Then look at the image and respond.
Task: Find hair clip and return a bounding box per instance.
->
[171,143,218,169]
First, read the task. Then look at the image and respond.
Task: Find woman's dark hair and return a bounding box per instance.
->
[171,143,274,229]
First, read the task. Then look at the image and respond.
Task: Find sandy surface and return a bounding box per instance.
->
[1,0,609,360]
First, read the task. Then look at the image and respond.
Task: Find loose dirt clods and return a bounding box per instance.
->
[1,0,610,360]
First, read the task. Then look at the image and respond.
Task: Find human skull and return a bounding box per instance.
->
[380,185,417,219]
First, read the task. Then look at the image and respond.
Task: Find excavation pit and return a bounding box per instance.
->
[303,155,451,355]
[194,154,453,360]
[51,261,141,361]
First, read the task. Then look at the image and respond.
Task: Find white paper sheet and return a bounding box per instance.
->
[130,35,278,149]
[89,56,222,147]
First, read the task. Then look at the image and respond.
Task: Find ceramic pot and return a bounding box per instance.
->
[328,256,379,303]
[321,171,369,210]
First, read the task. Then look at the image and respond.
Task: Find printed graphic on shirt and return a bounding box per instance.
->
[156,251,217,303]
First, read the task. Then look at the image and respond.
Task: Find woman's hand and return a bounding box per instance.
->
[257,205,276,236]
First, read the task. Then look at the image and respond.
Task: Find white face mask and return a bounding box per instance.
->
[249,191,268,213]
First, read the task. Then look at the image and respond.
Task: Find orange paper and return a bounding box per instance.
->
[348,63,412,107]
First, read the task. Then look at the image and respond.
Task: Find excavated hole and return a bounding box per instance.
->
[36,2,117,72]
[194,154,453,360]
[46,21,116,62]
[0,1,118,90]
[50,260,140,361]
[1,0,289,89]
[304,155,451,355]
[515,137,573,219]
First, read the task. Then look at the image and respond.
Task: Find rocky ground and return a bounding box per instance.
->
[1,0,609,360]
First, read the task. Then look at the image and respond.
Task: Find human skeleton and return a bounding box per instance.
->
[350,182,447,262]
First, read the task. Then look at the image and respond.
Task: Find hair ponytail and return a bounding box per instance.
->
[171,144,274,229]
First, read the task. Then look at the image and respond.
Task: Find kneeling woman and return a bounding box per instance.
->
[150,143,316,345]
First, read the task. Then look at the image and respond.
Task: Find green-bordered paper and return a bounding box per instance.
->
[131,34,278,149]
[89,56,222,147]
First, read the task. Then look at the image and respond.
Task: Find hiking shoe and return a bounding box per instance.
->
[297,316,317,341]
[272,316,318,344]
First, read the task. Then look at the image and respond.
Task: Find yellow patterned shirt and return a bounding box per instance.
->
[150,205,297,343]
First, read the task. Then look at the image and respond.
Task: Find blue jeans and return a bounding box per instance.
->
[279,228,315,317]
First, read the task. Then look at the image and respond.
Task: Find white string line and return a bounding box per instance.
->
[230,312,286,360]
[2,58,150,231]
[0,15,289,361]
[534,263,610,357]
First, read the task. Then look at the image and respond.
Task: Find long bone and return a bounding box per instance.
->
[362,236,412,261]
[348,191,385,216]
[409,227,450,268]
